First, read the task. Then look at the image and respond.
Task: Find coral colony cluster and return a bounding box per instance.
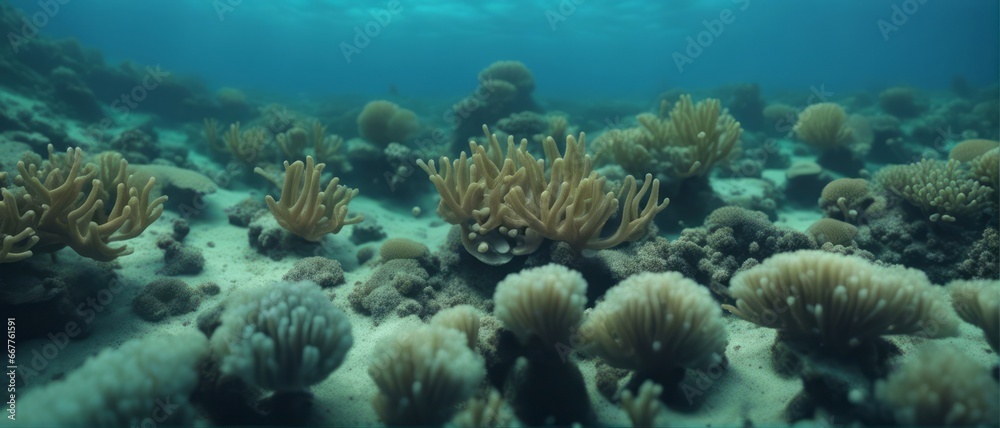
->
[1,2,998,427]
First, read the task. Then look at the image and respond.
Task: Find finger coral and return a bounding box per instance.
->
[723,250,959,351]
[1,145,166,262]
[255,156,362,241]
[875,158,993,222]
[578,272,727,381]
[597,95,742,179]
[418,125,667,264]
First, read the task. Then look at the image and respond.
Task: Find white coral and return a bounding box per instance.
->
[18,331,208,427]
[579,272,727,375]
[210,280,352,391]
[876,345,999,426]
[369,325,485,425]
[493,264,588,347]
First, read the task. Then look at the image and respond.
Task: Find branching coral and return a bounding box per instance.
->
[875,158,993,222]
[255,156,362,241]
[223,121,269,165]
[1,145,165,262]
[598,95,742,179]
[658,94,743,177]
[418,126,668,264]
[723,250,959,351]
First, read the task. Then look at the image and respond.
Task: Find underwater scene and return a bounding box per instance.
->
[0,0,998,426]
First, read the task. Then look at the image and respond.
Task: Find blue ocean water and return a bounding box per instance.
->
[12,0,999,100]
[2,1,1000,426]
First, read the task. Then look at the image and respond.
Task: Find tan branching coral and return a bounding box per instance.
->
[223,122,269,165]
[876,158,993,222]
[418,126,668,264]
[620,380,665,428]
[0,188,38,262]
[658,95,742,177]
[723,250,959,351]
[598,95,742,179]
[254,156,361,241]
[277,120,344,165]
[793,103,854,150]
[1,146,166,262]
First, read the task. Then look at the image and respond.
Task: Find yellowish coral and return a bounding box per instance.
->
[600,95,742,179]
[255,156,362,241]
[418,126,667,263]
[2,146,165,262]
[876,345,998,426]
[949,139,999,162]
[971,148,999,192]
[357,100,420,146]
[223,122,269,166]
[793,103,854,150]
[876,158,993,222]
[724,250,958,351]
[949,279,1000,352]
[579,272,727,377]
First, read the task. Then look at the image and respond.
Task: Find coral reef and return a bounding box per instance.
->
[419,126,667,264]
[255,156,362,241]
[0,145,165,262]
